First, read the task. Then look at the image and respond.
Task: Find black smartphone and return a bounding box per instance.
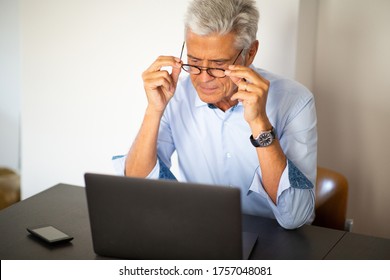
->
[27,225,73,244]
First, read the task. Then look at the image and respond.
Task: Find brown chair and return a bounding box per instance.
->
[312,166,352,231]
[0,168,21,210]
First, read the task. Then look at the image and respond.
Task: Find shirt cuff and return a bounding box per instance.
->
[112,155,126,176]
[248,160,315,229]
[146,161,160,179]
[248,160,313,200]
[248,161,291,203]
[111,155,175,180]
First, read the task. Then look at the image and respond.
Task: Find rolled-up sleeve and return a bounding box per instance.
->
[248,94,317,229]
[111,155,175,180]
[112,155,126,176]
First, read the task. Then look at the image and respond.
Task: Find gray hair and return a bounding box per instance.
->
[184,0,259,50]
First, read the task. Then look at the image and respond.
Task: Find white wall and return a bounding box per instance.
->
[18,0,303,198]
[295,0,319,91]
[314,0,390,238]
[256,0,301,79]
[0,0,20,172]
[19,0,189,198]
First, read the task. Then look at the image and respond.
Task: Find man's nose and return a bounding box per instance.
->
[198,68,215,82]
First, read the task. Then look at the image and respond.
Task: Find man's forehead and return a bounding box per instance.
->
[186,30,237,44]
[185,32,238,58]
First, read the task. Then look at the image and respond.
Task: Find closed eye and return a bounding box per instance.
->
[187,55,228,67]
[188,58,200,65]
[213,61,227,67]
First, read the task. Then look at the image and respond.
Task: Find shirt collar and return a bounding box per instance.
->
[193,91,243,111]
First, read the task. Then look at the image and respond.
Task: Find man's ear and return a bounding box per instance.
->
[245,40,259,66]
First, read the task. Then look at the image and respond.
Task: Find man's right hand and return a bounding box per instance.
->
[142,56,182,114]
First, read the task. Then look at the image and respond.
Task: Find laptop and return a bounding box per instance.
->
[84,173,258,260]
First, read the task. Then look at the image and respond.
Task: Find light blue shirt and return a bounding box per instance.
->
[114,66,317,229]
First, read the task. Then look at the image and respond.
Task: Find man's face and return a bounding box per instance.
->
[185,30,246,108]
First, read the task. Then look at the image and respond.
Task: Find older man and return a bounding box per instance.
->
[115,0,317,229]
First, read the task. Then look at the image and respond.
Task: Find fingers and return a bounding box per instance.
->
[225,65,271,125]
[143,56,182,93]
[145,55,182,72]
[226,65,269,97]
[143,70,175,93]
[225,65,269,89]
[230,81,259,103]
[171,64,182,90]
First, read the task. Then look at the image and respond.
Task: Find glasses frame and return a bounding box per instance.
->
[179,41,244,78]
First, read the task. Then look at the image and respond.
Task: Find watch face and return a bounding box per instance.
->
[250,128,276,148]
[257,132,273,147]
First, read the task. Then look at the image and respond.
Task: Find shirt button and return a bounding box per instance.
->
[226,152,232,158]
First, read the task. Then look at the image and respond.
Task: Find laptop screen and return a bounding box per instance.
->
[84,173,245,260]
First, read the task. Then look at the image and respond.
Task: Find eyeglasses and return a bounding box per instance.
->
[179,41,243,78]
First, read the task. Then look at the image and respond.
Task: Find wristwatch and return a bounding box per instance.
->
[250,127,276,147]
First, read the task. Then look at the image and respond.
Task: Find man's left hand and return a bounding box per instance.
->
[225,65,272,133]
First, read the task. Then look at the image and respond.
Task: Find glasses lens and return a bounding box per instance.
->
[208,68,226,78]
[182,65,200,74]
[182,64,226,78]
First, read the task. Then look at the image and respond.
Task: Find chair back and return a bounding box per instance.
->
[312,166,348,230]
[0,168,20,210]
